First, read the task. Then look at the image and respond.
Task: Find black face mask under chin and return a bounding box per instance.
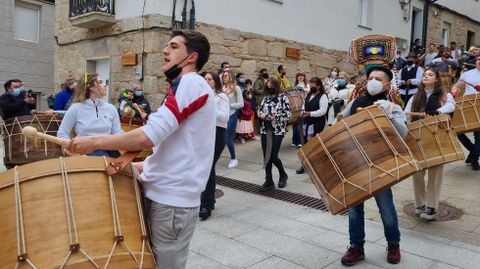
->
[164,54,190,82]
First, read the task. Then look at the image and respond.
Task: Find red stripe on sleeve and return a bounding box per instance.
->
[164,88,209,124]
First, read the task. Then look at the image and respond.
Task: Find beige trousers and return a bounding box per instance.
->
[412,165,444,209]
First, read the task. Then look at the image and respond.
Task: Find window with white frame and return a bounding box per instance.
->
[441,21,451,46]
[14,1,41,43]
[359,0,372,28]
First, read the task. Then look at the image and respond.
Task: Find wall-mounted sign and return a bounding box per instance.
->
[286,47,301,58]
[121,53,137,65]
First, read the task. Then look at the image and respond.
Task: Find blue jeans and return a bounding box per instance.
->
[225,112,238,159]
[87,150,120,158]
[348,188,400,248]
[291,123,301,145]
[458,131,480,161]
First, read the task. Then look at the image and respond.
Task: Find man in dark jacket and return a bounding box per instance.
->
[0,79,36,120]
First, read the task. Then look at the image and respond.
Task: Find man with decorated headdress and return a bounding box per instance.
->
[338,35,408,266]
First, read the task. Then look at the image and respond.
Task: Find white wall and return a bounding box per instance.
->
[435,0,480,22]
[116,0,417,51]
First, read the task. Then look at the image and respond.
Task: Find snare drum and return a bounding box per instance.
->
[451,93,480,134]
[405,114,464,170]
[1,114,64,165]
[298,107,418,215]
[0,156,156,268]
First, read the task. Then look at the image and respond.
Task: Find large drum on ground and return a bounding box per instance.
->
[452,93,480,134]
[298,107,419,215]
[405,114,464,170]
[2,114,64,165]
[285,88,304,125]
[120,118,151,161]
[0,156,156,268]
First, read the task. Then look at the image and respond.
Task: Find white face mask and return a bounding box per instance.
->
[367,79,385,96]
[331,71,338,77]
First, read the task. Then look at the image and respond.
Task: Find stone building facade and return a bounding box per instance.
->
[55,0,363,110]
[426,3,479,49]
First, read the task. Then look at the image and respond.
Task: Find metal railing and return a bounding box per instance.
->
[69,0,115,18]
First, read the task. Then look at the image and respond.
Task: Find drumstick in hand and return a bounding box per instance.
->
[22,126,69,146]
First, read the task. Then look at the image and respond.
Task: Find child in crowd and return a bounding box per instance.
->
[236,88,255,143]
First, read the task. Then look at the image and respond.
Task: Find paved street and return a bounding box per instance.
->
[188,130,480,269]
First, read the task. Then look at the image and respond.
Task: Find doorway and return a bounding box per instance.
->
[86,58,111,103]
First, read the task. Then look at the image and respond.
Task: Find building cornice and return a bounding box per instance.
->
[432,2,480,25]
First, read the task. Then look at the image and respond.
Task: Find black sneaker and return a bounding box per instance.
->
[465,154,473,164]
[415,205,425,215]
[259,181,275,192]
[472,161,480,171]
[199,207,211,221]
[420,207,436,220]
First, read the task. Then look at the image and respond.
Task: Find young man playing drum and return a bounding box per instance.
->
[454,55,480,170]
[339,66,407,266]
[66,30,215,269]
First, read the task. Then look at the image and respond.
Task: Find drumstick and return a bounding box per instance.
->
[22,126,69,146]
[405,111,426,117]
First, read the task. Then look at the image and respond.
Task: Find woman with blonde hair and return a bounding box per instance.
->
[221,69,243,168]
[57,73,123,157]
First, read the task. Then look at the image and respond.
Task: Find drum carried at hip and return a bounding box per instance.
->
[285,88,305,125]
[298,106,419,215]
[0,156,156,268]
[451,93,480,134]
[1,113,64,165]
[405,114,464,170]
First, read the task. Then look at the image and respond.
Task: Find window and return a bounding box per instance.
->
[14,1,40,43]
[441,22,451,46]
[359,0,372,28]
[467,31,476,50]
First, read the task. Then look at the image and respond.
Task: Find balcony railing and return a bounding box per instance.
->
[69,0,114,17]
[69,0,115,28]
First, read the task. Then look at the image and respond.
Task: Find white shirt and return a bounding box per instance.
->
[404,89,455,122]
[302,93,328,117]
[140,72,216,208]
[215,92,230,128]
[397,65,423,95]
[57,99,123,139]
[460,68,480,96]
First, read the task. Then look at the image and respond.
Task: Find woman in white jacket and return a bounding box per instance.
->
[222,70,243,168]
[199,71,230,220]
[404,67,455,220]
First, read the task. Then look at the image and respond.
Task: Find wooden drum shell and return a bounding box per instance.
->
[452,93,480,134]
[285,89,304,125]
[405,114,464,170]
[0,156,156,268]
[298,107,419,215]
[120,118,151,161]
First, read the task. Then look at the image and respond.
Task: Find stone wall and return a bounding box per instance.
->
[55,0,357,110]
[426,5,479,49]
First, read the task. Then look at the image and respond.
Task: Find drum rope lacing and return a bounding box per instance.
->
[59,157,99,268]
[14,166,38,269]
[455,94,480,132]
[103,157,140,268]
[131,163,156,267]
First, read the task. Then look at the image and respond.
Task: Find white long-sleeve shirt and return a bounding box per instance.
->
[302,93,329,117]
[225,85,244,116]
[215,92,230,128]
[140,72,216,208]
[57,99,124,140]
[397,65,423,95]
[404,89,455,122]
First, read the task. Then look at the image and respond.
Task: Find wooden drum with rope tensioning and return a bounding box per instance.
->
[0,156,156,268]
[298,106,419,215]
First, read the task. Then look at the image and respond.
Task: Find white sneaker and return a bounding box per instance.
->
[241,139,246,144]
[228,159,238,169]
[291,143,297,147]
[297,144,302,148]
[252,136,260,141]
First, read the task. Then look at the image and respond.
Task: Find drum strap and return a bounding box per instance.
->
[105,150,142,176]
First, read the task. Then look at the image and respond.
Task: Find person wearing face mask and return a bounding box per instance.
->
[291,71,310,148]
[132,85,151,120]
[296,77,328,174]
[0,79,36,120]
[65,30,215,268]
[54,76,78,111]
[323,67,340,94]
[327,71,355,125]
[397,52,423,105]
[57,73,123,157]
[258,78,291,191]
[404,67,455,220]
[253,68,269,135]
[339,66,407,267]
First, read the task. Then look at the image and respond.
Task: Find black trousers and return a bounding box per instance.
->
[261,133,285,180]
[201,126,226,209]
